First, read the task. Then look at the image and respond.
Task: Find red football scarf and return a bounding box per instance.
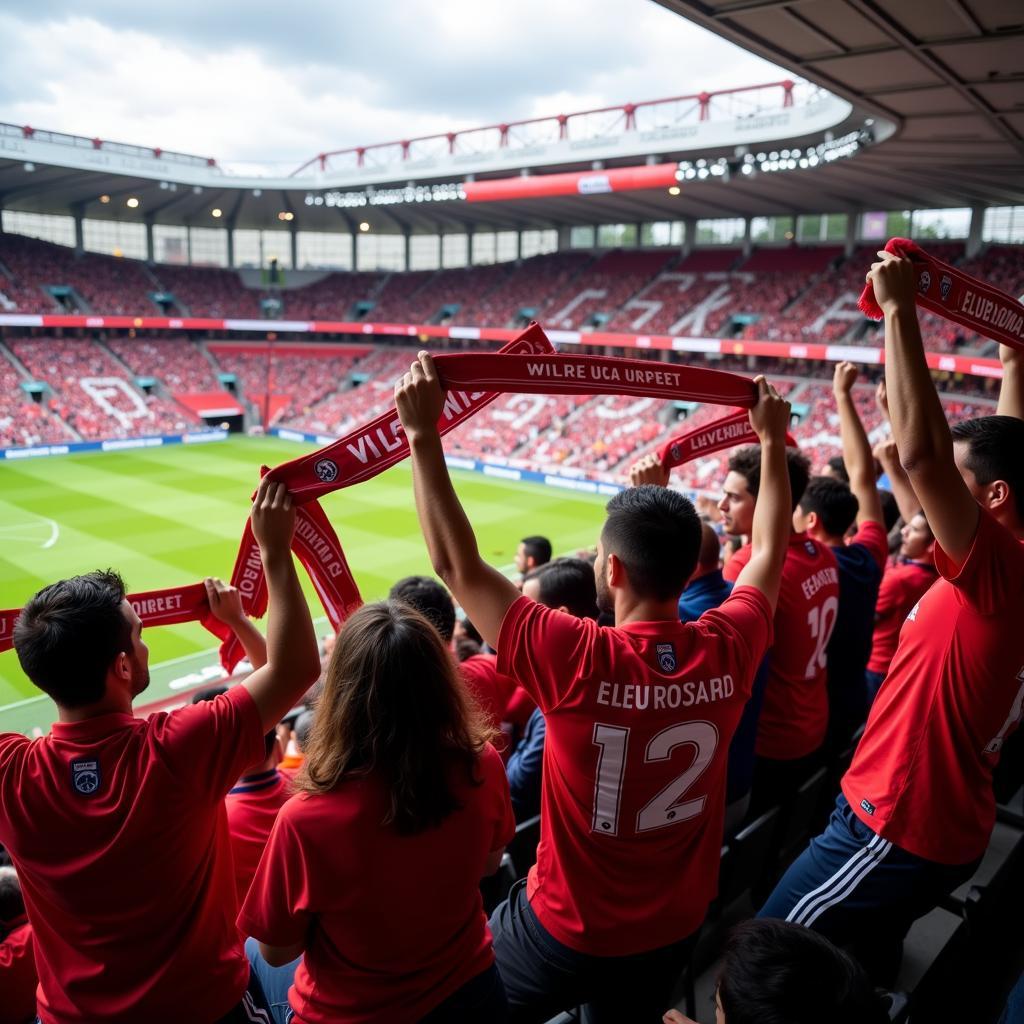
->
[859,237,1024,351]
[658,409,796,469]
[0,583,232,657]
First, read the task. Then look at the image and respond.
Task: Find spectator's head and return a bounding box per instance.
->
[388,575,456,643]
[597,486,701,615]
[296,601,490,834]
[689,521,724,581]
[190,685,228,704]
[719,447,810,537]
[900,511,934,561]
[878,488,900,533]
[0,866,25,929]
[522,557,599,620]
[515,535,552,575]
[794,476,859,542]
[293,709,314,753]
[321,632,336,659]
[951,415,1024,528]
[13,570,149,710]
[708,919,887,1024]
[455,616,483,647]
[825,455,849,483]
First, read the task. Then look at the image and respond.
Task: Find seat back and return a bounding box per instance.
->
[718,805,780,909]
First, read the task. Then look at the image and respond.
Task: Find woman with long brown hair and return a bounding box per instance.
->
[239,600,514,1023]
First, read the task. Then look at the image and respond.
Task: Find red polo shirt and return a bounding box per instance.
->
[0,918,36,1024]
[226,768,291,908]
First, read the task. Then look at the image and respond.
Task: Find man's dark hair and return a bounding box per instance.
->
[520,535,552,567]
[697,521,723,572]
[191,685,229,704]
[717,919,888,1024]
[388,575,456,643]
[0,867,24,927]
[459,617,483,646]
[293,709,314,752]
[13,570,132,709]
[799,476,859,537]
[728,446,810,512]
[601,486,701,601]
[878,488,900,533]
[951,415,1024,520]
[827,455,849,483]
[524,557,599,619]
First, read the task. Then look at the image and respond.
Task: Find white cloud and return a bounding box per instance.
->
[0,2,788,169]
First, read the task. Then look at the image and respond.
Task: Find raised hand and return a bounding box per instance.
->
[867,250,916,316]
[395,351,445,441]
[250,477,295,557]
[833,360,858,396]
[204,577,246,625]
[629,452,670,488]
[747,375,791,446]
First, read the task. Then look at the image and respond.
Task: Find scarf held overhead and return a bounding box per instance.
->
[859,237,1024,351]
[658,409,796,470]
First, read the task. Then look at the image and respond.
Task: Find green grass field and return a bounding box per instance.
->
[0,437,608,735]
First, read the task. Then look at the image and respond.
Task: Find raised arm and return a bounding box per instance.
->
[997,344,1024,421]
[241,479,321,732]
[832,361,883,527]
[733,377,792,612]
[868,252,979,563]
[396,352,520,649]
[204,577,267,670]
[872,438,921,523]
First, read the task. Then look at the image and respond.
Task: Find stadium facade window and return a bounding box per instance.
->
[696,218,745,245]
[357,233,404,271]
[796,214,846,243]
[520,230,557,259]
[296,231,353,270]
[495,231,519,263]
[597,224,638,248]
[751,216,794,243]
[82,219,147,260]
[570,226,596,249]
[153,225,189,265]
[233,230,261,269]
[1,211,75,247]
[471,232,497,265]
[983,207,1024,244]
[860,211,911,241]
[409,234,441,271]
[824,213,849,241]
[188,227,228,267]
[442,234,468,268]
[910,208,970,239]
[640,222,677,247]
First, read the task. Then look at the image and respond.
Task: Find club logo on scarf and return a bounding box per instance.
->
[917,270,932,295]
[656,642,677,673]
[314,458,339,483]
[70,759,101,796]
[940,274,953,302]
[669,442,683,462]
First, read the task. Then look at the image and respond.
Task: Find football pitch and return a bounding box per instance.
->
[0,436,608,735]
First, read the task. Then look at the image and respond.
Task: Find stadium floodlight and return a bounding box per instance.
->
[668,186,681,196]
[359,221,371,232]
[99,195,110,204]
[126,197,140,208]
[253,189,262,197]
[212,208,222,218]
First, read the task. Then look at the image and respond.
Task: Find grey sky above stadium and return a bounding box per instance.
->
[0,0,785,169]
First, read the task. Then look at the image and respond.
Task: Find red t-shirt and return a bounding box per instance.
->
[458,654,517,733]
[725,534,840,760]
[0,920,36,1024]
[239,744,514,1024]
[0,685,264,1024]
[497,588,773,956]
[867,560,938,676]
[843,511,1024,864]
[504,686,538,728]
[226,768,291,909]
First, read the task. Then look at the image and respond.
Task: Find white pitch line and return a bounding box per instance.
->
[42,518,59,550]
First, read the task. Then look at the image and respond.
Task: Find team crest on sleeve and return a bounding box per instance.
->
[314,458,339,483]
[939,274,952,302]
[917,270,931,295]
[656,642,677,673]
[70,759,101,796]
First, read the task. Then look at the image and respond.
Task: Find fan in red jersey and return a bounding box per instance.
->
[395,352,793,1023]
[760,254,1024,986]
[719,444,839,814]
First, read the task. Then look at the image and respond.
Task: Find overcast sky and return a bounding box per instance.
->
[0,1,787,170]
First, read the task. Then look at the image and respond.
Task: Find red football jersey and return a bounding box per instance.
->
[504,686,538,728]
[458,654,517,733]
[496,588,772,956]
[0,920,37,1024]
[226,768,291,908]
[239,744,514,1024]
[0,685,263,1023]
[843,511,1024,864]
[725,534,840,760]
[867,560,938,676]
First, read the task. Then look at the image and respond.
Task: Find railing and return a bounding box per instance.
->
[290,80,817,177]
[0,122,217,170]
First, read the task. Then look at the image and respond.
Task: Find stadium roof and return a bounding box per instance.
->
[0,1,1021,235]
[656,0,1024,210]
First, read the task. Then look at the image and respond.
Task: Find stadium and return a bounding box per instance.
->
[0,1,1022,1021]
